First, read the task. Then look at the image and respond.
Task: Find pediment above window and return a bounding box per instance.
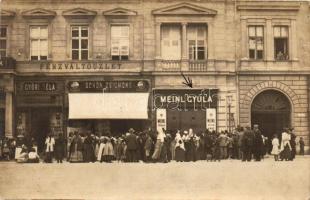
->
[22,8,56,19]
[0,10,16,19]
[103,8,137,16]
[62,8,97,19]
[152,3,217,16]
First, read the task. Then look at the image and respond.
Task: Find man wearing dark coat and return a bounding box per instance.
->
[241,126,254,161]
[125,128,138,162]
[54,134,65,163]
[289,128,296,161]
[252,124,264,161]
[83,132,95,162]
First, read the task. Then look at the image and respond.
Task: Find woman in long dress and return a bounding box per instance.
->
[102,137,114,163]
[69,132,83,162]
[280,129,291,161]
[175,131,185,162]
[151,129,165,161]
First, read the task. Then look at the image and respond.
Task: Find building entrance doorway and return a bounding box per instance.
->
[251,90,291,153]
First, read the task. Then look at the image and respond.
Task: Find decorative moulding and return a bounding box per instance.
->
[103,8,137,16]
[21,8,56,19]
[152,2,217,16]
[62,8,97,18]
[0,10,16,19]
[237,5,300,12]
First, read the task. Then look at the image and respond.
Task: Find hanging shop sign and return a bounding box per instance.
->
[206,108,217,131]
[153,89,218,111]
[17,81,64,93]
[68,80,150,93]
[156,109,167,132]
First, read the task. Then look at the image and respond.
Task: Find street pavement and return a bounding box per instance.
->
[0,156,309,200]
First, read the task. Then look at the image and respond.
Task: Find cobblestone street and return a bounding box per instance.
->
[0,156,309,200]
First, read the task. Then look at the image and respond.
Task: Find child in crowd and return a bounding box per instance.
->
[271,134,280,161]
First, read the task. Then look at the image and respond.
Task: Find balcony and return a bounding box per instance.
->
[0,57,16,70]
[155,59,235,73]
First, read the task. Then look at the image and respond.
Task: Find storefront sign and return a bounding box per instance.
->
[68,80,149,93]
[156,109,167,132]
[23,82,57,91]
[40,62,121,71]
[153,89,218,111]
[206,108,217,131]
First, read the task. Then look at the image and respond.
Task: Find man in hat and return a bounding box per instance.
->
[252,124,263,161]
[241,126,254,161]
[289,127,296,161]
[125,128,138,162]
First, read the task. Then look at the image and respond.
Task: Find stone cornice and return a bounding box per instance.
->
[21,8,56,19]
[237,5,300,11]
[103,8,137,16]
[0,9,16,19]
[62,8,97,18]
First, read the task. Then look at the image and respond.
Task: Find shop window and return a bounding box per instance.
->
[30,26,48,61]
[0,27,7,58]
[71,26,89,60]
[248,26,264,60]
[274,26,289,60]
[111,25,129,61]
[161,25,181,60]
[187,25,207,60]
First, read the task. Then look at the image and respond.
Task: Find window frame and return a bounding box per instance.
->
[71,25,89,60]
[0,26,8,58]
[160,24,182,60]
[187,25,207,61]
[248,25,264,60]
[110,24,130,61]
[273,26,289,61]
[29,25,48,61]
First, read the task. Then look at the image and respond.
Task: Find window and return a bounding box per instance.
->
[274,26,289,60]
[0,27,7,58]
[111,25,129,61]
[248,26,264,60]
[71,26,88,60]
[187,26,207,60]
[161,25,181,60]
[30,26,48,60]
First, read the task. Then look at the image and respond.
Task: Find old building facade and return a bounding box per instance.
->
[0,0,309,153]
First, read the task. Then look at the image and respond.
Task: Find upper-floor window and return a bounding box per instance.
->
[30,26,48,61]
[274,26,289,60]
[248,26,264,60]
[161,25,181,60]
[187,25,207,60]
[0,27,7,58]
[71,26,88,60]
[111,25,129,61]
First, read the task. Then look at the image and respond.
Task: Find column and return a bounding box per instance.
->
[155,22,162,60]
[5,92,13,138]
[240,19,247,59]
[290,19,297,61]
[266,19,274,61]
[181,22,188,71]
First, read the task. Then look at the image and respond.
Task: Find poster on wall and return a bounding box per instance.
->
[156,109,167,132]
[206,108,216,132]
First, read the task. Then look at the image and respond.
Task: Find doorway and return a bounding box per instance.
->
[251,90,291,152]
[0,109,5,138]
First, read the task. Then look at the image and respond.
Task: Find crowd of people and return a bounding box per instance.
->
[0,125,306,163]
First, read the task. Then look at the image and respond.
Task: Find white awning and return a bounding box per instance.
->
[68,93,149,119]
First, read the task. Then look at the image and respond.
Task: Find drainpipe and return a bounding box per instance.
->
[234,0,240,126]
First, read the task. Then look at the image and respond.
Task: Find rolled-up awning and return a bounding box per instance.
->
[68,93,149,119]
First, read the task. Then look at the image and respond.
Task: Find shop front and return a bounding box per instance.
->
[66,79,151,136]
[153,89,218,134]
[15,80,64,152]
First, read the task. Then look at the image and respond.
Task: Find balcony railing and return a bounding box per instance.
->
[161,60,181,71]
[0,57,16,69]
[189,60,208,71]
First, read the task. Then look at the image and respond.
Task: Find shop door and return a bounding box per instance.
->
[31,108,50,152]
[167,110,206,134]
[0,109,5,138]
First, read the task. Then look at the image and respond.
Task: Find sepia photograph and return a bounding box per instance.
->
[0,0,309,199]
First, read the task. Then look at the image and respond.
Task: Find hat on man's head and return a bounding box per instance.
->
[254,124,259,128]
[184,130,188,134]
[129,128,135,133]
